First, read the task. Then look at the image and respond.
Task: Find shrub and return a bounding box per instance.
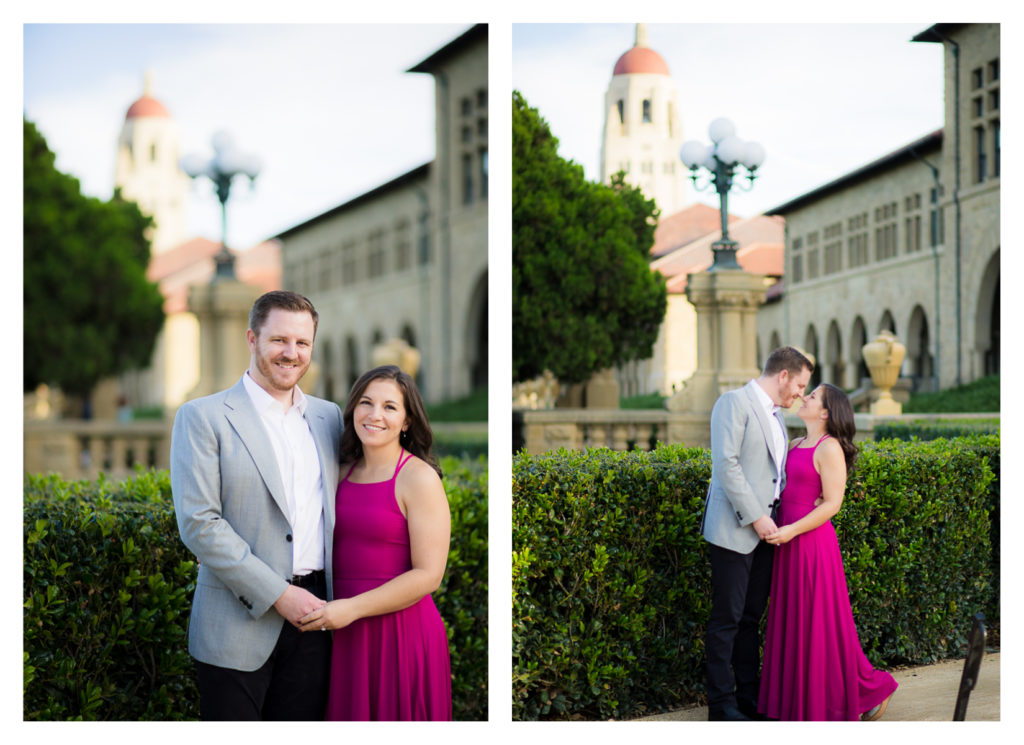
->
[24,458,488,720]
[874,419,999,441]
[903,375,999,413]
[512,437,997,720]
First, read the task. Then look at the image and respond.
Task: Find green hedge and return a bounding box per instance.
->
[874,419,999,441]
[512,437,998,720]
[24,457,488,721]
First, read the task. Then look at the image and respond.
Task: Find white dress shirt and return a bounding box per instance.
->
[748,379,786,503]
[242,372,325,576]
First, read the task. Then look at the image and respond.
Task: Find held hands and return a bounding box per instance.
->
[751,514,778,540]
[274,584,327,628]
[298,599,359,633]
[765,525,796,545]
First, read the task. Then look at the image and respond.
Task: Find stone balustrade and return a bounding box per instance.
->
[24,419,172,481]
[514,408,999,454]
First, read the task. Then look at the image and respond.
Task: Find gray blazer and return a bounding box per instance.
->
[170,378,342,672]
[701,381,788,555]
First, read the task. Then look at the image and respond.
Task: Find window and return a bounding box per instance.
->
[460,97,472,116]
[973,97,984,117]
[461,126,472,143]
[616,99,624,124]
[642,99,651,123]
[462,153,473,205]
[479,148,488,199]
[975,126,987,183]
[989,59,999,82]
[476,88,487,109]
[150,143,158,162]
[368,230,386,279]
[972,67,984,89]
[477,117,487,137]
[993,120,1000,177]
[394,220,411,272]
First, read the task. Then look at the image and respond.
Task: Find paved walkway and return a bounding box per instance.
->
[634,652,1000,721]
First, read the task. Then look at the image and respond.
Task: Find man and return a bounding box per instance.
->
[171,291,343,720]
[701,346,813,721]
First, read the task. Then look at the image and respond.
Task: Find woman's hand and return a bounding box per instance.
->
[765,525,797,545]
[298,599,359,633]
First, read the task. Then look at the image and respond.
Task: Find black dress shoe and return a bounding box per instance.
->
[738,700,769,720]
[708,705,751,721]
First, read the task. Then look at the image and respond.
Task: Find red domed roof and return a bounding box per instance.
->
[126,94,170,120]
[613,46,670,76]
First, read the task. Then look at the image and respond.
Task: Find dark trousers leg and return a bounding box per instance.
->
[196,574,332,721]
[705,541,773,711]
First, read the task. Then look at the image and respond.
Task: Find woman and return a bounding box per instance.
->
[299,365,452,720]
[758,383,898,721]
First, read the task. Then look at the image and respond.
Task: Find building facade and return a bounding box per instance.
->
[278,25,488,404]
[759,23,999,394]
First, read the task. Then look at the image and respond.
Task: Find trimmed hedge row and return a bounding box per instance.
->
[24,457,488,720]
[512,436,998,721]
[874,419,999,441]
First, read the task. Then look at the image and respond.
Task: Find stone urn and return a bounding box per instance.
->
[371,338,421,379]
[861,330,906,415]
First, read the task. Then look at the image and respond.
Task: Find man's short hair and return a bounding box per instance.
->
[248,291,319,338]
[762,346,814,377]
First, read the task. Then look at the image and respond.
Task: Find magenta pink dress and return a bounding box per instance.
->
[324,451,452,720]
[758,435,898,720]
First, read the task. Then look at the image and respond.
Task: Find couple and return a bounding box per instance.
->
[702,346,898,721]
[170,291,451,721]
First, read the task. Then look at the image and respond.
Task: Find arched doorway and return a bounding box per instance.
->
[850,317,868,385]
[825,320,844,388]
[803,324,821,388]
[464,271,488,390]
[906,305,933,391]
[975,250,1000,377]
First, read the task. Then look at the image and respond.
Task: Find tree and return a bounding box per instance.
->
[512,91,666,385]
[23,117,165,406]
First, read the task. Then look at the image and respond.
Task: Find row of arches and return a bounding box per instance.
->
[759,255,999,393]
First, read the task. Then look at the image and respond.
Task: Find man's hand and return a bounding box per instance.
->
[751,514,778,540]
[274,584,327,628]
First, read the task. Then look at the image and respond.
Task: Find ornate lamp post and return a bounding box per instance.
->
[180,131,261,280]
[679,117,765,270]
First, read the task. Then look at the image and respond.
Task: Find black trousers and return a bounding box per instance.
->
[705,540,774,712]
[196,571,332,721]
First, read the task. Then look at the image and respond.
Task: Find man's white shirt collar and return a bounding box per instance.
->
[748,378,779,417]
[242,371,308,416]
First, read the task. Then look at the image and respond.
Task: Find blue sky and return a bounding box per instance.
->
[22,23,471,249]
[512,23,945,219]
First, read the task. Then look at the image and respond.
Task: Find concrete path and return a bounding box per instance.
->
[634,652,1000,721]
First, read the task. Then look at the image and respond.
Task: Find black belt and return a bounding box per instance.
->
[289,569,325,589]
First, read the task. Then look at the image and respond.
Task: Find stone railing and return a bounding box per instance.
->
[514,409,681,454]
[514,408,1000,454]
[24,419,172,481]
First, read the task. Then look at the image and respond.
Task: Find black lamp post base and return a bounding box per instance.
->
[708,239,741,271]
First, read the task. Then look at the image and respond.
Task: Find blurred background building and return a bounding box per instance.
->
[601,23,998,401]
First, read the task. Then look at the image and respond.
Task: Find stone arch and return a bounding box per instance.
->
[319,339,336,402]
[850,316,869,385]
[975,248,1000,377]
[345,335,360,391]
[825,320,844,388]
[906,305,934,390]
[878,310,896,336]
[803,324,821,388]
[464,270,488,390]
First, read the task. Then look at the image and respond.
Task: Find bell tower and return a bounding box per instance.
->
[600,24,687,215]
[114,73,189,254]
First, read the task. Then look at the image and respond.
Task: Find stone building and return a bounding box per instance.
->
[759,23,999,393]
[277,24,488,404]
